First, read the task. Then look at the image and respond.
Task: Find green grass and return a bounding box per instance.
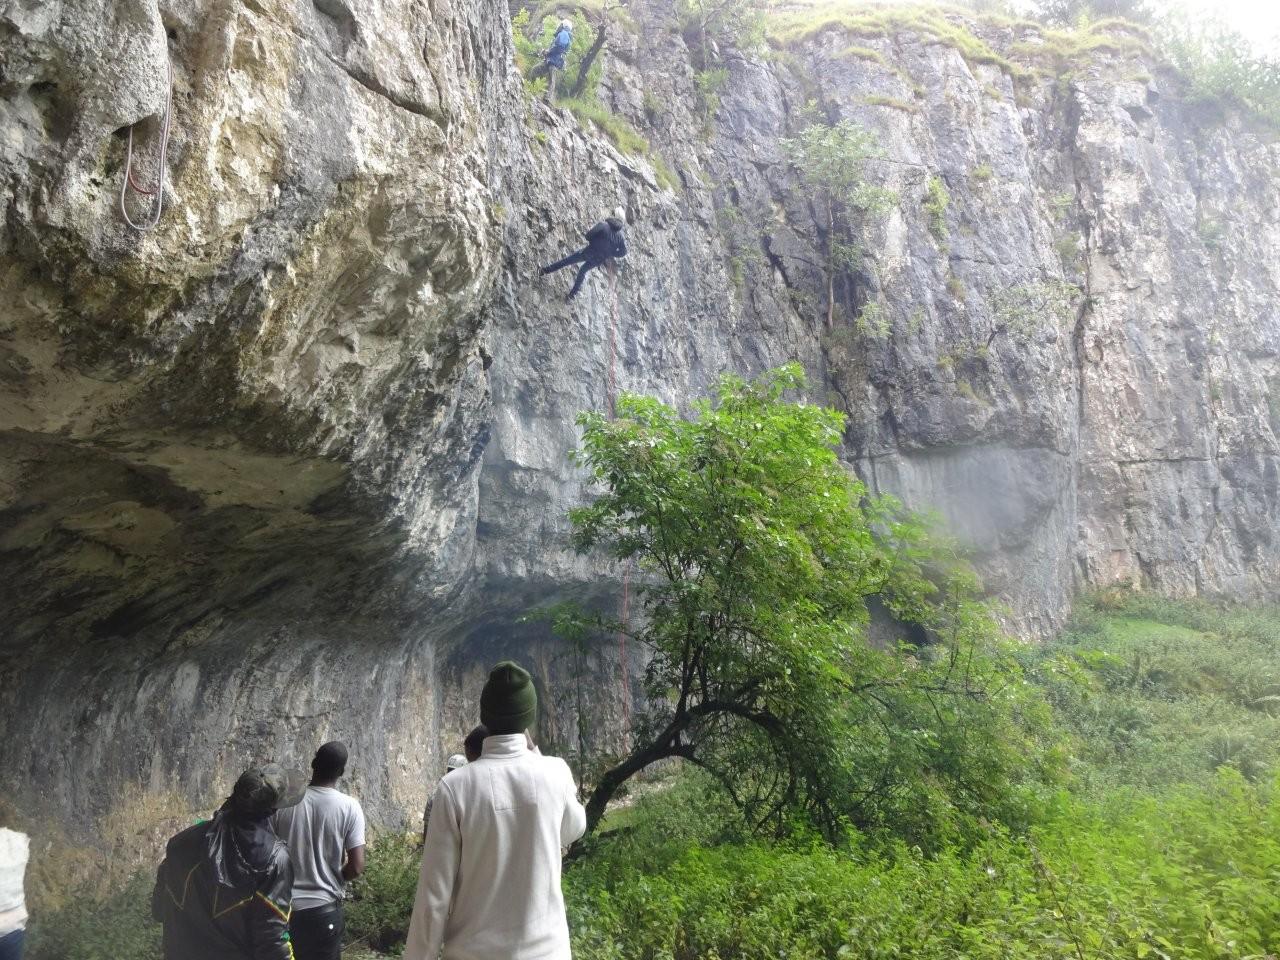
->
[1034,593,1280,790]
[863,93,919,113]
[651,155,680,192]
[561,97,651,155]
[841,43,888,65]
[769,5,1031,81]
[566,769,1280,960]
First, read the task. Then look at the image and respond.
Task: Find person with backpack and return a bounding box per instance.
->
[152,764,306,960]
[541,207,628,301]
[530,18,573,99]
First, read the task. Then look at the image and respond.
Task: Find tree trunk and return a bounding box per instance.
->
[569,18,608,99]
[582,736,676,835]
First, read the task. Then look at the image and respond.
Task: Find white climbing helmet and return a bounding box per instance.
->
[612,205,626,224]
[559,18,572,30]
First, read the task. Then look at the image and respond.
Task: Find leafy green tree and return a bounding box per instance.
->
[560,366,1050,844]
[1161,16,1280,129]
[781,111,896,329]
[1028,0,1154,24]
[678,0,768,67]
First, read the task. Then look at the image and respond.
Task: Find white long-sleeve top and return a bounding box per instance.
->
[404,734,588,960]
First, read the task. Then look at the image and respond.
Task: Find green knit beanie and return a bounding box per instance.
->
[480,660,537,734]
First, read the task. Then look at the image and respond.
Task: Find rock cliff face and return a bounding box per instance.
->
[1,0,1277,831]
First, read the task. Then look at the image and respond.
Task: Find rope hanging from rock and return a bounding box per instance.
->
[120,57,173,232]
[607,258,633,734]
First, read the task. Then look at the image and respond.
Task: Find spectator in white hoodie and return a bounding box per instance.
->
[0,807,28,960]
[404,661,587,960]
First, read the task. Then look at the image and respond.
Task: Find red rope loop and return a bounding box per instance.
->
[120,57,173,232]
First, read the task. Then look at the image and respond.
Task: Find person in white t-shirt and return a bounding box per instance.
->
[0,821,28,960]
[273,742,366,960]
[404,661,587,960]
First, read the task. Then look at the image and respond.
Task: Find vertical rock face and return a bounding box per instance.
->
[0,0,1277,830]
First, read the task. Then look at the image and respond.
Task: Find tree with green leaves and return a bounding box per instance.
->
[781,111,897,329]
[558,366,1051,846]
[1029,0,1154,25]
[677,0,768,68]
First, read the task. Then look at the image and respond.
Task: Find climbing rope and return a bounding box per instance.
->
[607,259,620,418]
[606,258,633,734]
[120,58,173,233]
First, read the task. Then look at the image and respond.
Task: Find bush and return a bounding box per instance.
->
[567,768,1280,960]
[1159,17,1280,128]
[1030,595,1280,790]
[511,8,601,100]
[344,833,422,954]
[26,872,160,960]
[924,174,949,241]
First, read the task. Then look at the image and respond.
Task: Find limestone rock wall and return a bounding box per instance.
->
[1,0,1278,832]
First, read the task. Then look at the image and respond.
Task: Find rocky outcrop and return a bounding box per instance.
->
[1,0,1277,832]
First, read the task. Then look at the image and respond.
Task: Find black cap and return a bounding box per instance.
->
[231,763,308,815]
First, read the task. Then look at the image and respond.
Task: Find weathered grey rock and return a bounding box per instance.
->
[1,1,1278,836]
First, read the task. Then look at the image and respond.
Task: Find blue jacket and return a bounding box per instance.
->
[546,27,571,69]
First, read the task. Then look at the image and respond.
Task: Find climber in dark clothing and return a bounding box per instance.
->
[541,207,628,301]
[153,764,307,960]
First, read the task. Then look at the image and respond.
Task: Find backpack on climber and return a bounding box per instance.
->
[529,19,573,99]
[541,207,628,302]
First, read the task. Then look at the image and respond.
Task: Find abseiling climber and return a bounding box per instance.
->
[541,207,628,301]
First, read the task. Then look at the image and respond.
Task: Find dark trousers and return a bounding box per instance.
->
[543,248,603,299]
[0,930,24,960]
[289,903,344,960]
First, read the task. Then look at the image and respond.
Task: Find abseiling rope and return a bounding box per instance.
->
[607,260,633,734]
[120,57,173,232]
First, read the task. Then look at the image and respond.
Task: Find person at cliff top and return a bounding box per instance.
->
[531,18,573,83]
[421,724,488,845]
[274,742,367,960]
[541,206,628,302]
[403,661,587,960]
[153,763,306,960]
[0,807,28,960]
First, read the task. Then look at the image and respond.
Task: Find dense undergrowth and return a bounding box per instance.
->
[560,592,1280,959]
[342,593,1280,958]
[28,593,1280,958]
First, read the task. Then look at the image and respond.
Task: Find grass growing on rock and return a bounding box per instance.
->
[768,4,1031,81]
